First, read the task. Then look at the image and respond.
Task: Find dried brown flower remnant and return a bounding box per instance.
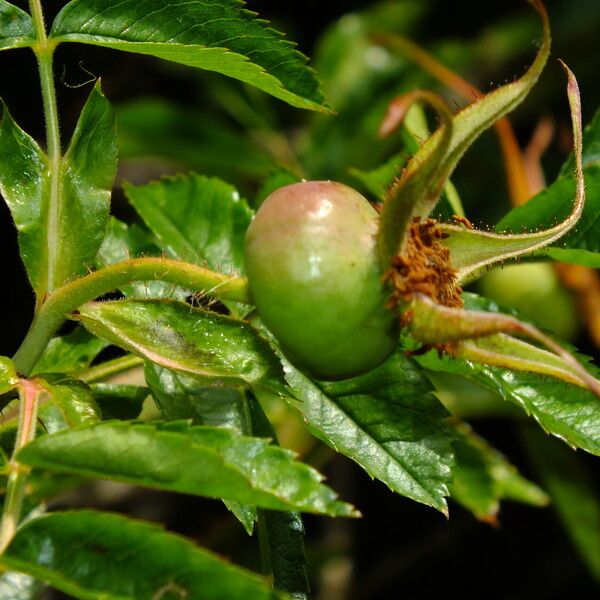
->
[383,217,462,311]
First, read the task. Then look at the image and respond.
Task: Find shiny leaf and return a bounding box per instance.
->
[0,83,116,298]
[0,2,34,51]
[50,0,328,111]
[31,327,107,376]
[17,422,357,516]
[0,101,50,296]
[0,375,102,447]
[76,299,286,394]
[283,350,454,513]
[0,511,283,599]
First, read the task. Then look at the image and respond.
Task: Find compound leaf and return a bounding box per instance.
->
[0,83,117,299]
[50,0,328,111]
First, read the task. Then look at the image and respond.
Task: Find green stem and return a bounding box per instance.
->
[29,0,61,305]
[78,354,144,383]
[0,380,40,552]
[0,0,54,558]
[12,257,251,376]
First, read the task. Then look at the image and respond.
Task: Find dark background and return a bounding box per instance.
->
[1,1,599,598]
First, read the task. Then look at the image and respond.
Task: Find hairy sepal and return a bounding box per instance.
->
[377,90,453,268]
[377,0,549,260]
[406,294,600,398]
[441,63,584,283]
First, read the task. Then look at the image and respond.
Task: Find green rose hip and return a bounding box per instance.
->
[245,181,398,380]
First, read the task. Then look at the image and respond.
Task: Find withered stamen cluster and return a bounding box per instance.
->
[383,217,463,314]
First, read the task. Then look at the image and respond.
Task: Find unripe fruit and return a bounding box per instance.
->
[244,181,398,380]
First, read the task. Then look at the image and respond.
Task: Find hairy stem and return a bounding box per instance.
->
[30,0,61,306]
[12,258,251,376]
[0,380,40,552]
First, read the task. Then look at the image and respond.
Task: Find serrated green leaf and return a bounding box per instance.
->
[522,426,600,582]
[90,384,147,420]
[117,98,275,181]
[283,350,454,513]
[76,299,286,394]
[145,363,257,533]
[0,511,283,599]
[17,421,357,516]
[0,571,42,600]
[124,173,252,275]
[50,0,328,112]
[50,81,118,289]
[0,357,19,395]
[0,101,50,296]
[0,1,34,51]
[417,294,600,456]
[31,327,107,376]
[34,374,101,434]
[450,423,548,522]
